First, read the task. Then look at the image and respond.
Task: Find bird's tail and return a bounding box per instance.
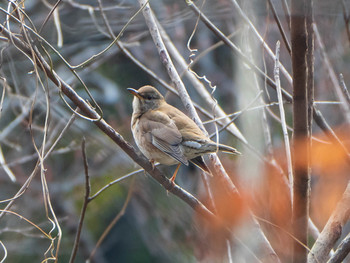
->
[189,156,211,174]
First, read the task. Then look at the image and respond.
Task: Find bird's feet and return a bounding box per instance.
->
[169,163,181,184]
[150,159,155,170]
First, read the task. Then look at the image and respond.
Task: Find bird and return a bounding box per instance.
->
[128,85,240,182]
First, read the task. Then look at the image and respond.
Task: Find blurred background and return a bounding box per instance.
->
[0,0,350,262]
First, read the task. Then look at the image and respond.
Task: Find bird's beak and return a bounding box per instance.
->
[127,88,142,99]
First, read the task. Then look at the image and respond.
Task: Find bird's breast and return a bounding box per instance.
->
[131,117,179,165]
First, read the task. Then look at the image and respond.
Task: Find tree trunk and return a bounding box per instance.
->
[291,0,313,262]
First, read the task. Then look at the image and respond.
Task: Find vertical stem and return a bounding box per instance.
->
[306,0,315,256]
[274,41,294,200]
[291,0,311,262]
[306,1,314,133]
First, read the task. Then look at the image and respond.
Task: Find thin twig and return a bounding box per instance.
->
[39,0,62,33]
[267,0,291,55]
[306,0,316,243]
[16,6,64,258]
[226,239,233,263]
[280,0,291,29]
[0,209,52,239]
[0,111,76,214]
[88,180,134,262]
[69,138,91,263]
[89,169,143,200]
[230,0,293,85]
[0,145,16,182]
[314,24,350,123]
[341,0,350,46]
[274,41,293,197]
[0,240,7,263]
[208,91,263,138]
[339,73,350,107]
[0,76,6,119]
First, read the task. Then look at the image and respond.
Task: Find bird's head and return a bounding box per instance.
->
[128,85,165,114]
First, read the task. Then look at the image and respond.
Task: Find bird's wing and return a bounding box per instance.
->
[141,112,189,165]
[164,105,207,141]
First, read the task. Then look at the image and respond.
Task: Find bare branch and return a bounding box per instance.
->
[308,181,350,263]
[341,0,350,46]
[267,0,291,55]
[88,180,134,262]
[339,74,350,108]
[274,41,293,196]
[69,138,91,263]
[314,24,350,123]
[0,240,7,263]
[328,231,350,263]
[281,0,291,29]
[291,0,311,260]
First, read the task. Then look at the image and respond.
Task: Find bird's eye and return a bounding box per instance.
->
[145,95,152,100]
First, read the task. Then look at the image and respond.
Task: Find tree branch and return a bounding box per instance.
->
[291,1,311,261]
[308,181,350,263]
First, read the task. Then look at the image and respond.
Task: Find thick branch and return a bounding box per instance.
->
[291,1,311,262]
[308,181,350,263]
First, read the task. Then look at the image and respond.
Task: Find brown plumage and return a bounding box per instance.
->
[128,85,240,181]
